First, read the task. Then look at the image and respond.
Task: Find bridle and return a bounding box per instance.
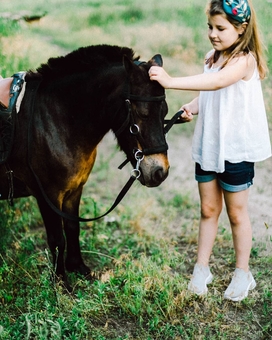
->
[114,74,168,178]
[115,69,184,180]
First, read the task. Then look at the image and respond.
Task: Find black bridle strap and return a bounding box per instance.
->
[164,110,185,133]
[114,100,131,137]
[118,110,184,170]
[122,75,166,103]
[119,88,168,156]
[141,145,168,155]
[118,158,130,170]
[128,94,166,102]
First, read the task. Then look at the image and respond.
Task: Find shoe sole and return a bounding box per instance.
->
[224,278,256,302]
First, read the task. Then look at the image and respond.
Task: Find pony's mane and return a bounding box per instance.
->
[36,44,137,78]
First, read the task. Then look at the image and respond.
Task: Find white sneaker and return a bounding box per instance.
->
[224,268,256,302]
[188,263,213,295]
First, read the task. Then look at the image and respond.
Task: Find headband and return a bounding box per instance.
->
[222,0,251,23]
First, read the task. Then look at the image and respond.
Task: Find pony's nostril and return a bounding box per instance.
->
[152,166,168,184]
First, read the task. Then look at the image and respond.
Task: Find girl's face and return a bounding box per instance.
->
[208,14,245,52]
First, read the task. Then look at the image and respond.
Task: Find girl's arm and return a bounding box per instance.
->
[180,96,199,122]
[149,54,253,91]
[182,96,199,114]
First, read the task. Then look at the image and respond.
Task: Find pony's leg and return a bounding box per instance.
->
[62,188,91,277]
[35,196,67,280]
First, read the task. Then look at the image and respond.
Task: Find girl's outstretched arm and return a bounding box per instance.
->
[149,54,254,91]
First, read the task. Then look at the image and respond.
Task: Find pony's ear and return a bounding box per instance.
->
[149,54,163,67]
[123,55,134,74]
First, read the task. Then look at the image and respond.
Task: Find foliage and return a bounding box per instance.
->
[0,0,272,339]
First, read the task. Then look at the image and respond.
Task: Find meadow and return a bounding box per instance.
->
[0,0,272,339]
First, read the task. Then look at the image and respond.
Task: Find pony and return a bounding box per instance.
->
[0,44,169,288]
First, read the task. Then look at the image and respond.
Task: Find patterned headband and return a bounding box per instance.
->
[222,0,251,23]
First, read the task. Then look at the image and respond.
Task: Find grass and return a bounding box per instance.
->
[1,0,272,339]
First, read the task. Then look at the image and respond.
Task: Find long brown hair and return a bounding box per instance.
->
[206,0,268,79]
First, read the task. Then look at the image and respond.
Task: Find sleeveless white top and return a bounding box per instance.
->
[192,54,271,173]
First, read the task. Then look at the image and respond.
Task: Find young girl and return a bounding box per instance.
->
[149,0,271,301]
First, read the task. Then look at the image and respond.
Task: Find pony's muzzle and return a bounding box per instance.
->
[138,156,169,187]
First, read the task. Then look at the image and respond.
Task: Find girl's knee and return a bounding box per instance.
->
[227,208,250,227]
[200,202,222,220]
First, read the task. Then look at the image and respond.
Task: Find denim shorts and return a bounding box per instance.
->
[195,161,255,192]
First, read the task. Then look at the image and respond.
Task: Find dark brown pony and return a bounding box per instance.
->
[0,44,169,287]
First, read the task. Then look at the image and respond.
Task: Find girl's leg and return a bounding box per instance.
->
[197,179,223,266]
[188,179,223,295]
[223,188,256,301]
[223,188,251,271]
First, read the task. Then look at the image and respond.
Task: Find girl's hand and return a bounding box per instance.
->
[180,98,199,122]
[149,66,172,88]
[180,107,194,122]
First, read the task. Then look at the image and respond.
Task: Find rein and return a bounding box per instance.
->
[25,75,184,223]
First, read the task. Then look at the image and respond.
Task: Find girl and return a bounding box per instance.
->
[149,0,271,301]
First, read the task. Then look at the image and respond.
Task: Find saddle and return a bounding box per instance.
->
[0,72,25,164]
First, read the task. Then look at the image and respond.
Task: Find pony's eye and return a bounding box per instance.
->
[134,106,149,119]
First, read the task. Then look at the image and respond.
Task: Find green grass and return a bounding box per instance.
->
[1,0,272,339]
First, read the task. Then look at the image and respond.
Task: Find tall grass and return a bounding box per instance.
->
[0,0,272,339]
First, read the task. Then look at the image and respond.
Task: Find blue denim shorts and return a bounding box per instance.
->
[195,161,254,192]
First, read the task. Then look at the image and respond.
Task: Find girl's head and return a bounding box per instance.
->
[206,0,267,78]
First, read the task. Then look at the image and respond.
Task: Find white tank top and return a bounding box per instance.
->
[192,54,271,173]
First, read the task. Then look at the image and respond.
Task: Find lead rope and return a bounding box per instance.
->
[164,110,185,133]
[32,151,143,223]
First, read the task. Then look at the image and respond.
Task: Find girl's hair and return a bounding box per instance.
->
[206,0,268,79]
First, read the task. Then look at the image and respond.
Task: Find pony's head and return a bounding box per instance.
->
[114,53,169,187]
